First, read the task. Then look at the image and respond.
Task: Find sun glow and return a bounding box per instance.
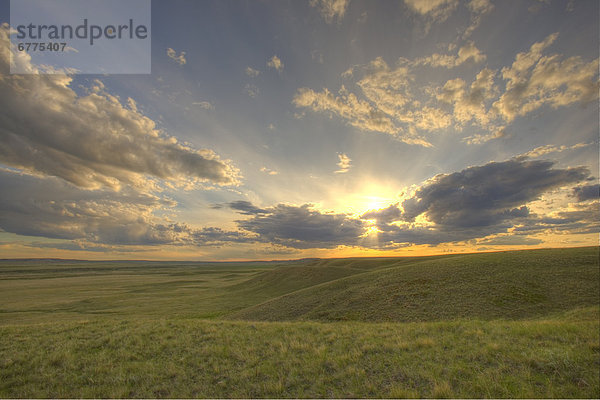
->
[328,180,403,216]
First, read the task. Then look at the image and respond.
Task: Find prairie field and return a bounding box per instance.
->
[0,247,598,398]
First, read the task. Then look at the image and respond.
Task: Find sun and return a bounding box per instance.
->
[362,195,392,213]
[341,183,401,216]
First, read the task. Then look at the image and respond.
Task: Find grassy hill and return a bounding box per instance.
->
[0,247,598,398]
[231,247,600,322]
[222,254,454,300]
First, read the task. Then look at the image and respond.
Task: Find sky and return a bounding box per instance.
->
[0,0,598,260]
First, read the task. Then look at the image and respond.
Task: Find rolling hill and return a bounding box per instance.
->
[230,247,600,322]
[0,247,598,397]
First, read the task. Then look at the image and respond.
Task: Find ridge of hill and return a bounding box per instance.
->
[229,247,600,322]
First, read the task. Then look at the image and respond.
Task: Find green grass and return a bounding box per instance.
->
[232,247,600,322]
[0,260,288,324]
[0,247,598,398]
[1,308,598,398]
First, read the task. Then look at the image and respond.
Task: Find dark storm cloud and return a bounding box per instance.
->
[237,204,365,249]
[189,227,257,245]
[360,158,593,247]
[227,201,269,215]
[573,184,599,202]
[400,158,589,228]
[361,204,402,224]
[231,158,593,250]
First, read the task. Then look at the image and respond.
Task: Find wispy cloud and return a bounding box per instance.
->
[404,0,459,23]
[192,101,214,110]
[522,143,590,158]
[414,42,486,68]
[334,153,352,173]
[294,33,599,146]
[463,0,494,38]
[245,66,260,77]
[404,0,492,37]
[167,47,187,65]
[293,57,446,146]
[309,0,350,24]
[493,33,599,123]
[267,55,284,72]
[437,67,499,131]
[245,83,260,98]
[260,166,279,175]
[293,86,395,134]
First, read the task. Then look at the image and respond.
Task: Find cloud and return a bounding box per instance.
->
[25,240,132,253]
[404,0,459,23]
[0,169,177,245]
[267,55,284,71]
[227,200,269,215]
[0,169,257,248]
[245,83,260,98]
[522,142,590,158]
[448,34,597,143]
[364,158,592,247]
[493,33,599,122]
[466,0,494,15]
[5,156,591,251]
[573,184,599,202]
[167,48,187,65]
[334,153,352,173]
[0,26,238,191]
[294,33,598,146]
[245,67,260,77]
[463,0,494,38]
[192,101,214,110]
[188,227,257,246]
[528,0,549,14]
[514,203,599,236]
[300,34,599,146]
[236,203,365,249]
[437,67,498,130]
[311,50,324,64]
[231,157,594,250]
[477,235,543,246]
[415,42,486,68]
[260,166,279,175]
[293,85,400,137]
[293,58,446,146]
[400,158,589,227]
[309,0,350,23]
[361,204,402,224]
[404,0,492,36]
